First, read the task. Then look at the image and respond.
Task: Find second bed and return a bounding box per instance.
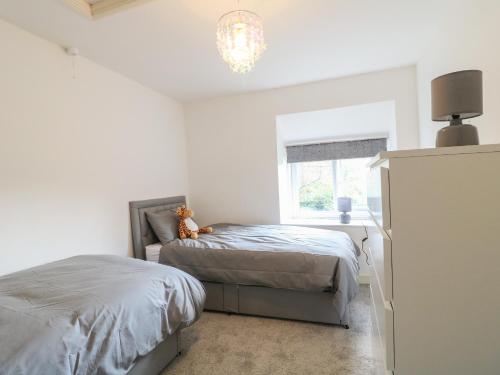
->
[130,197,360,327]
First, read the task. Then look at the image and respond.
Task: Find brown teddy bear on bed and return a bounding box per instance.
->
[176,205,213,240]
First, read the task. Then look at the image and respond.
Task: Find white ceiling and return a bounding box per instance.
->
[0,0,452,102]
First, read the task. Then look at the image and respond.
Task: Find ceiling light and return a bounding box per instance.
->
[216,10,266,74]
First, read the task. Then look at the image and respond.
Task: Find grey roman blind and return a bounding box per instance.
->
[286,138,387,163]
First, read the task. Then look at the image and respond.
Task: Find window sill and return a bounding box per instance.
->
[282,218,366,228]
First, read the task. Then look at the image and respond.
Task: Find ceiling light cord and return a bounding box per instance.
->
[65,47,80,80]
[72,57,76,79]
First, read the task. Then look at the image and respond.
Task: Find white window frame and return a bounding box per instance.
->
[287,159,369,220]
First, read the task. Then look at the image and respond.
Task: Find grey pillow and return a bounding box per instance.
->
[146,210,178,245]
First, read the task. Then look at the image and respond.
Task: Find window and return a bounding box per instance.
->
[285,138,386,221]
[288,158,370,219]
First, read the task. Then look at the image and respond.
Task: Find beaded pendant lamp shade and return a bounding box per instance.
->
[216,10,266,74]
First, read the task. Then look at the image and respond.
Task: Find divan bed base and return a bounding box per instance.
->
[203,281,350,328]
[127,330,181,375]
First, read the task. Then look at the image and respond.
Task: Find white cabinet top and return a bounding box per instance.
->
[369,143,500,167]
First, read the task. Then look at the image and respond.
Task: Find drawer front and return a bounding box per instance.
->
[366,215,393,301]
[223,284,239,313]
[368,166,391,231]
[370,290,385,375]
[203,282,224,311]
[370,273,395,372]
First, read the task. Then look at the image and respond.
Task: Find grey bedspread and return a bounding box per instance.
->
[159,224,359,317]
[0,255,205,375]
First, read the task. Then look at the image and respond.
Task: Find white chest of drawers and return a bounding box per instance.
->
[367,144,500,375]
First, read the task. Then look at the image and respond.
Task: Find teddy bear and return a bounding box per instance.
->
[176,205,213,240]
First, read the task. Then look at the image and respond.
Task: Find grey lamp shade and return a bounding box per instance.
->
[337,197,352,213]
[431,70,483,121]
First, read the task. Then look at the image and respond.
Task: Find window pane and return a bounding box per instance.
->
[297,160,334,212]
[290,157,370,219]
[337,157,370,210]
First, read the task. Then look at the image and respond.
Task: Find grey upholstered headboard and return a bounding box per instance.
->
[129,196,186,260]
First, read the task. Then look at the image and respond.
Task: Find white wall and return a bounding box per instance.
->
[185,66,419,226]
[417,0,500,146]
[0,20,188,275]
[277,101,396,149]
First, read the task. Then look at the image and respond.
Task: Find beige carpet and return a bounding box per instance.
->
[164,285,375,375]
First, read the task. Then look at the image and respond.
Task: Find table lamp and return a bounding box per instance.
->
[337,197,352,224]
[431,70,482,147]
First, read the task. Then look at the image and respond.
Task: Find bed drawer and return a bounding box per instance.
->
[202,282,224,311]
[238,286,342,324]
[223,284,239,313]
[366,215,393,301]
[370,279,395,373]
[368,165,391,232]
[202,282,240,313]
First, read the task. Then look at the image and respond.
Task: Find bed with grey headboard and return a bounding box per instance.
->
[130,196,186,260]
[130,196,357,328]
